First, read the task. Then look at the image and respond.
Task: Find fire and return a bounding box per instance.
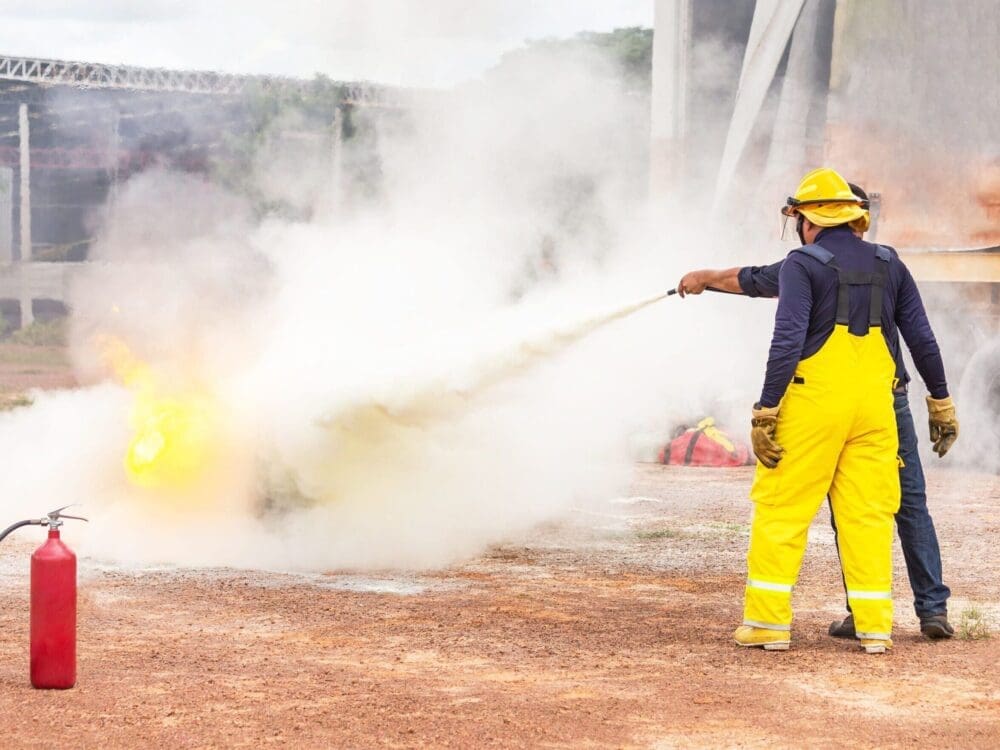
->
[125,392,220,488]
[97,335,221,489]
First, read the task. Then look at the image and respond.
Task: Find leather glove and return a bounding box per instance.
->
[751,403,784,468]
[926,395,958,457]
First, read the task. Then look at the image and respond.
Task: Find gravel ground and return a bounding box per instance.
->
[2,463,998,749]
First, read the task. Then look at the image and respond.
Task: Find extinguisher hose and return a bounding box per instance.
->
[0,519,40,544]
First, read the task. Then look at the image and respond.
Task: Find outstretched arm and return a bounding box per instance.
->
[677,260,784,299]
[676,268,742,297]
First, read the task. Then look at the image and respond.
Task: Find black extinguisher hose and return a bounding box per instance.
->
[0,519,40,544]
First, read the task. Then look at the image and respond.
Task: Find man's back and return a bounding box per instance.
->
[761,225,946,406]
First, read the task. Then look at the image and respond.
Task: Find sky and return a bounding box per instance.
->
[0,0,653,87]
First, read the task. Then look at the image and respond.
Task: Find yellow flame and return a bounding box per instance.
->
[125,393,220,488]
[96,334,221,489]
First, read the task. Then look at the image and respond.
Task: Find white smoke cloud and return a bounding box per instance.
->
[0,34,772,571]
[0,1,652,86]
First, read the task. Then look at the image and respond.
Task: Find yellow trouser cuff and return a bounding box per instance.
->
[856,632,892,640]
[743,619,790,632]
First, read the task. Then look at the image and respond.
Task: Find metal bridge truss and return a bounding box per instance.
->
[0,54,403,106]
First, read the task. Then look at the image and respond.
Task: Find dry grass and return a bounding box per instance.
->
[635,527,682,540]
[10,318,67,346]
[0,343,69,367]
[958,605,993,640]
[0,392,33,411]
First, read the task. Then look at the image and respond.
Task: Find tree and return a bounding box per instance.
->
[495,27,654,91]
[212,75,351,217]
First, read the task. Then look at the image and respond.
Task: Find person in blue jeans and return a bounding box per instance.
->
[676,184,957,638]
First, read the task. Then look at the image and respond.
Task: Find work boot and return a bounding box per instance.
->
[920,614,955,639]
[828,613,856,639]
[859,638,893,654]
[734,625,790,651]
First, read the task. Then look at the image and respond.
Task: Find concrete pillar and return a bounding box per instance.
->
[20,293,33,328]
[18,102,33,327]
[108,107,121,213]
[18,103,31,262]
[649,0,691,206]
[330,106,344,214]
[764,0,834,186]
[712,0,805,209]
[0,167,12,263]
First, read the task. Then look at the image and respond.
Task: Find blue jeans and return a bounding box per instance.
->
[831,390,951,618]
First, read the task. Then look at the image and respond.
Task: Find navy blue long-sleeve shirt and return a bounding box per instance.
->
[741,226,948,407]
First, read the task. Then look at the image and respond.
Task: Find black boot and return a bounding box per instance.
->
[828,613,856,638]
[920,614,954,639]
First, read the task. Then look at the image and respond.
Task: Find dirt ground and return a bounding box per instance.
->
[0,344,76,404]
[1,350,998,748]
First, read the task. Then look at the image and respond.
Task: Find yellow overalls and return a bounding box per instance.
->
[744,246,900,643]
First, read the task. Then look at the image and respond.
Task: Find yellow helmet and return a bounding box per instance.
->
[781,167,867,227]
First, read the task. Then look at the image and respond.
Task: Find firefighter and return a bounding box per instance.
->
[675,183,957,639]
[728,167,956,653]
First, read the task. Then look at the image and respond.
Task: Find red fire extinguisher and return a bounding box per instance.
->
[0,505,87,689]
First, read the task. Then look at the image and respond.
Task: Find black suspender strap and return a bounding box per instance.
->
[794,243,835,264]
[833,270,886,326]
[793,243,891,330]
[869,245,891,328]
[869,260,888,327]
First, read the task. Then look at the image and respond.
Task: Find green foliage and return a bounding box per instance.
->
[498,27,654,89]
[636,527,682,540]
[32,239,91,262]
[11,318,67,346]
[958,606,993,640]
[212,74,351,214]
[244,75,347,127]
[708,522,750,534]
[0,343,69,366]
[0,392,33,411]
[211,28,654,214]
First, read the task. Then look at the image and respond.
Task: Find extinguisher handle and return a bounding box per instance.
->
[44,505,89,528]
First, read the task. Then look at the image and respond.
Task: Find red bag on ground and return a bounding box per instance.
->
[658,417,752,467]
